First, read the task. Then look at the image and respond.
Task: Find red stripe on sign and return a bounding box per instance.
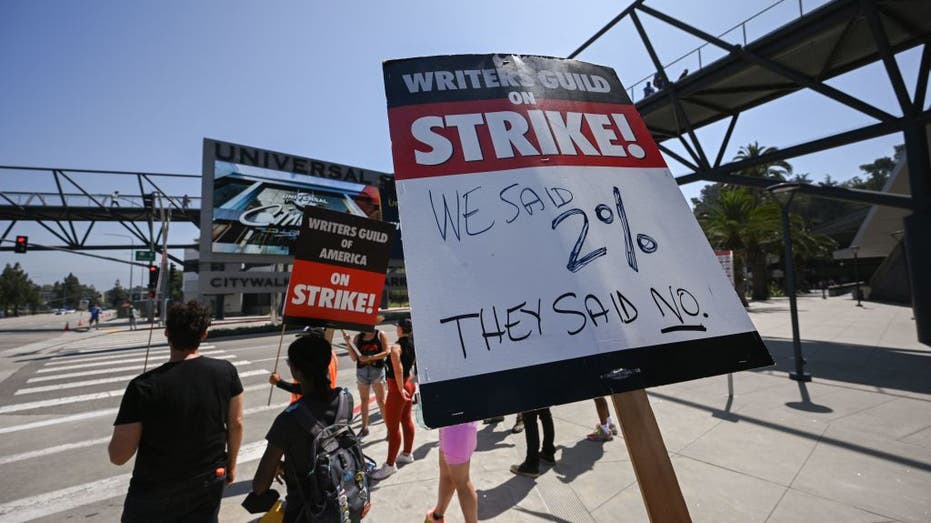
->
[283,260,386,327]
[387,99,665,180]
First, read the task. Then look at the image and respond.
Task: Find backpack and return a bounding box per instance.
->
[289,388,374,522]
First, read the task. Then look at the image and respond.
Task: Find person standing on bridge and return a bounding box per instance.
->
[108,301,244,522]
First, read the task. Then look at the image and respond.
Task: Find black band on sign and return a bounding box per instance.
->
[418,331,772,428]
[384,54,631,108]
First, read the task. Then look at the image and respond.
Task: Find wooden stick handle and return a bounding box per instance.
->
[267,321,288,406]
[611,389,691,523]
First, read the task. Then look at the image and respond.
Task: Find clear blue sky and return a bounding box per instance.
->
[0,0,922,291]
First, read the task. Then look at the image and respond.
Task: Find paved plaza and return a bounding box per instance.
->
[253,295,928,523]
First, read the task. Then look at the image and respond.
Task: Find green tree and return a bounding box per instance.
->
[697,187,782,301]
[0,263,41,316]
[733,141,793,183]
[849,144,904,191]
[168,266,183,302]
[105,280,130,309]
[50,273,100,309]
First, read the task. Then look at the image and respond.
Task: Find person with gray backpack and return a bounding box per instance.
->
[251,334,373,522]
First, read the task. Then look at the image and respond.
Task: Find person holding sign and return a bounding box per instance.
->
[371,318,417,480]
[252,336,351,522]
[343,323,389,438]
[269,328,340,404]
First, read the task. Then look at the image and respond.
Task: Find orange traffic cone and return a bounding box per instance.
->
[64,322,69,331]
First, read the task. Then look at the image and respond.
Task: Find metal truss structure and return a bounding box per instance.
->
[570,0,931,343]
[0,166,200,264]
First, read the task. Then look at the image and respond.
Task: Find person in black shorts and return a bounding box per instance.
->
[109,301,244,522]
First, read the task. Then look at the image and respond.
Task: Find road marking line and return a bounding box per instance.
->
[0,370,271,414]
[0,402,288,461]
[37,350,229,372]
[46,344,218,364]
[16,362,257,395]
[30,355,236,382]
[0,408,119,434]
[0,440,269,522]
[0,437,111,465]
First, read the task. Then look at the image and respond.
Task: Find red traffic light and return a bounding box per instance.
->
[14,235,28,253]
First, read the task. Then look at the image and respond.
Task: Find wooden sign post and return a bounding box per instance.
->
[613,390,691,522]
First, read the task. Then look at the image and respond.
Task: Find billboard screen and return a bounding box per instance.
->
[200,139,390,263]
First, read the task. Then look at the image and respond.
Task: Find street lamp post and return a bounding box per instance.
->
[851,246,863,307]
[767,183,811,382]
[105,233,134,302]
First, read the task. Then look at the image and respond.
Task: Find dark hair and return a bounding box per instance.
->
[288,335,332,400]
[165,301,211,351]
[397,317,413,335]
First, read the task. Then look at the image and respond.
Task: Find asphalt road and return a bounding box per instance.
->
[0,319,381,522]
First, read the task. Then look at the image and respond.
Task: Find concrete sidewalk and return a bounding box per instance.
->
[299,296,930,522]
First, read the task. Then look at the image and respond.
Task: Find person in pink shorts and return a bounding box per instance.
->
[425,421,479,523]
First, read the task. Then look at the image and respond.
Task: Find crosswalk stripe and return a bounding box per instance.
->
[0,402,288,463]
[29,355,235,382]
[0,371,272,415]
[0,408,119,434]
[45,345,218,365]
[15,376,142,395]
[16,361,257,395]
[36,350,229,372]
[0,440,269,522]
[0,391,123,415]
[0,437,111,466]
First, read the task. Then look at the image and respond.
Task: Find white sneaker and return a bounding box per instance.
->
[371,463,397,480]
[396,452,415,464]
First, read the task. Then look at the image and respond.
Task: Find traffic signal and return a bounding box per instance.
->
[142,192,155,210]
[147,265,160,289]
[14,235,28,253]
[169,263,177,281]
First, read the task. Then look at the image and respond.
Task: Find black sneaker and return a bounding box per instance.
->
[483,416,505,424]
[510,463,541,478]
[539,452,556,465]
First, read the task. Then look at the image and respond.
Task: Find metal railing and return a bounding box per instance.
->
[0,191,200,209]
[625,0,812,102]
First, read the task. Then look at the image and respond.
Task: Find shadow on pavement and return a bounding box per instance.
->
[475,422,516,452]
[785,381,833,413]
[476,474,537,521]
[554,438,605,484]
[761,338,931,396]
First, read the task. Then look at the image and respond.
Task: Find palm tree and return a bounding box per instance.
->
[698,185,833,301]
[699,187,781,303]
[733,141,793,182]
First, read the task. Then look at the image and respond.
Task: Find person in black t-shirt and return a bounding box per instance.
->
[109,301,244,523]
[252,335,352,522]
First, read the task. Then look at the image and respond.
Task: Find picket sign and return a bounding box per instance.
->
[383,54,772,522]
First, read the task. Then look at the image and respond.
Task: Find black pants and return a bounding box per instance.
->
[121,474,224,522]
[521,408,555,469]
